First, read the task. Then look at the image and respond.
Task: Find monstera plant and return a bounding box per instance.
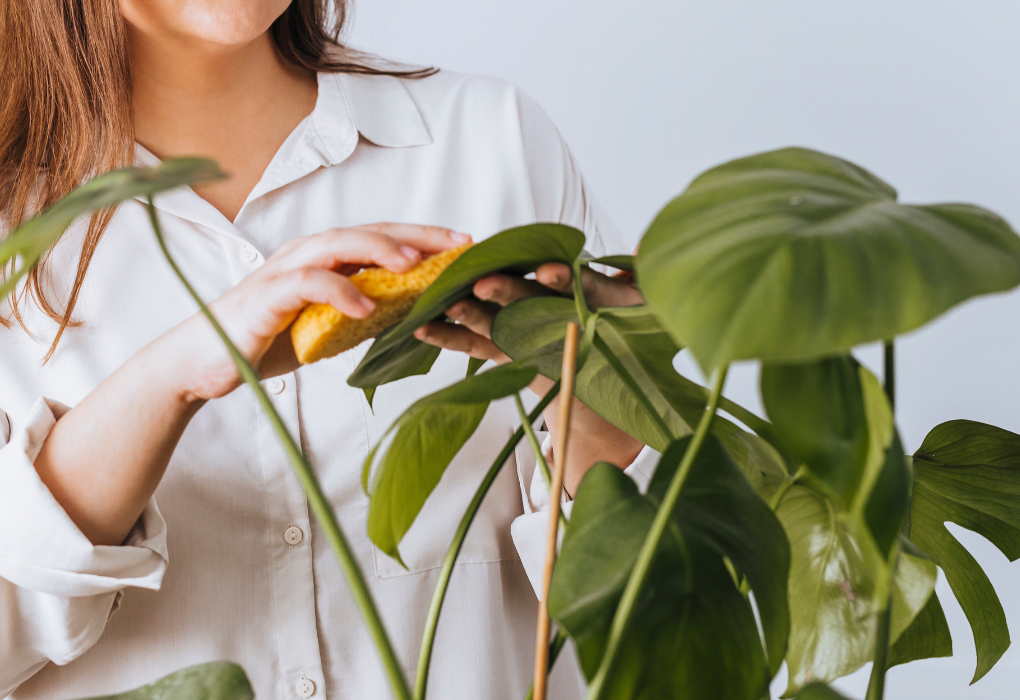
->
[5,147,1020,700]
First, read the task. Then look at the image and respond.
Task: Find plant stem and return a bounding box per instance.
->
[883,340,895,412]
[146,200,411,700]
[865,590,894,700]
[534,322,581,700]
[523,628,569,700]
[412,382,561,700]
[584,364,730,700]
[572,260,591,326]
[514,394,568,530]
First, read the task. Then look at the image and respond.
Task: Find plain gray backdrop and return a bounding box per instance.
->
[346,2,1020,697]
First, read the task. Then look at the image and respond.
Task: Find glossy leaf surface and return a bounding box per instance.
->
[363,363,537,566]
[777,483,936,696]
[793,684,854,700]
[636,147,1020,371]
[548,436,787,699]
[349,223,585,390]
[907,420,1020,682]
[78,662,252,700]
[1,158,224,299]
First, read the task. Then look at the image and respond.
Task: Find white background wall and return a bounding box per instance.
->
[347,2,1020,697]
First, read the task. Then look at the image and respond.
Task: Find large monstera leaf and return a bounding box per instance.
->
[636,147,1020,371]
[904,420,1020,682]
[348,223,585,395]
[548,436,790,700]
[1,158,225,299]
[76,662,253,700]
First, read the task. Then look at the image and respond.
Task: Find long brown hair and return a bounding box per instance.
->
[0,0,434,359]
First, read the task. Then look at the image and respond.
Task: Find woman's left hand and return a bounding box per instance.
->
[413,261,646,496]
[412,262,642,362]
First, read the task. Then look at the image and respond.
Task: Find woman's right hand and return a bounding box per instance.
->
[160,223,471,404]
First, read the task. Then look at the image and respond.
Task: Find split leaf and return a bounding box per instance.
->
[636,147,1020,371]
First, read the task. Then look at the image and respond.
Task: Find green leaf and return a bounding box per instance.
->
[1,158,225,299]
[647,435,792,674]
[549,454,770,700]
[888,590,953,668]
[794,684,855,700]
[348,223,585,390]
[554,438,783,700]
[350,332,442,409]
[363,362,537,565]
[77,662,253,700]
[466,356,486,377]
[585,254,635,272]
[492,297,789,469]
[636,147,1020,371]
[761,357,870,505]
[907,419,1020,682]
[778,484,937,696]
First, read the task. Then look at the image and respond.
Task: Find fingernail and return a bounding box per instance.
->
[360,297,376,314]
[450,232,472,243]
[447,305,463,319]
[414,327,429,340]
[400,245,420,260]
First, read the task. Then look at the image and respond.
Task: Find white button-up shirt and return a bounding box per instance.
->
[0,70,658,700]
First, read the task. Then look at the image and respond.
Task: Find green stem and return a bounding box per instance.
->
[523,628,569,700]
[514,393,569,531]
[767,466,805,511]
[146,200,411,700]
[883,340,895,412]
[413,383,561,700]
[591,334,674,445]
[865,591,894,700]
[585,365,730,700]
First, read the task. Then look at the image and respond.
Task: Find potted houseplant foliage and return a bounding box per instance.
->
[4,147,1020,700]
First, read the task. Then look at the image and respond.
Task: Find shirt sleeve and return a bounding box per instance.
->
[513,87,628,260]
[510,429,662,597]
[0,398,169,696]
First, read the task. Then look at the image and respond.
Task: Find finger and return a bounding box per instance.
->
[445,299,499,339]
[268,229,428,275]
[473,273,551,307]
[266,267,376,324]
[354,223,472,253]
[414,322,509,363]
[535,263,643,308]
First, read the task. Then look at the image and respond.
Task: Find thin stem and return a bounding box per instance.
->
[883,340,895,412]
[591,334,674,444]
[767,466,805,511]
[585,365,730,700]
[412,382,562,700]
[534,322,581,700]
[514,393,568,530]
[865,592,893,700]
[147,200,411,700]
[523,628,569,700]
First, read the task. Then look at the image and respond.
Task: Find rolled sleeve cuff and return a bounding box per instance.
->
[0,398,168,598]
[512,434,661,596]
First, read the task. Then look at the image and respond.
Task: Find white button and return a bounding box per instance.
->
[296,677,316,698]
[284,526,304,546]
[239,244,259,263]
[340,128,357,144]
[266,377,285,395]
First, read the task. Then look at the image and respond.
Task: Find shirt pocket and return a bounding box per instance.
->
[371,401,527,579]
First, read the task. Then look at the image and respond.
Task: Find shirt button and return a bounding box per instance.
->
[266,377,285,395]
[239,244,259,263]
[296,677,316,698]
[284,526,304,546]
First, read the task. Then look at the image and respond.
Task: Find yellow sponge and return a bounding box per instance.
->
[291,243,472,364]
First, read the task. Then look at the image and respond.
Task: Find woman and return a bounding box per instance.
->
[0,1,653,698]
